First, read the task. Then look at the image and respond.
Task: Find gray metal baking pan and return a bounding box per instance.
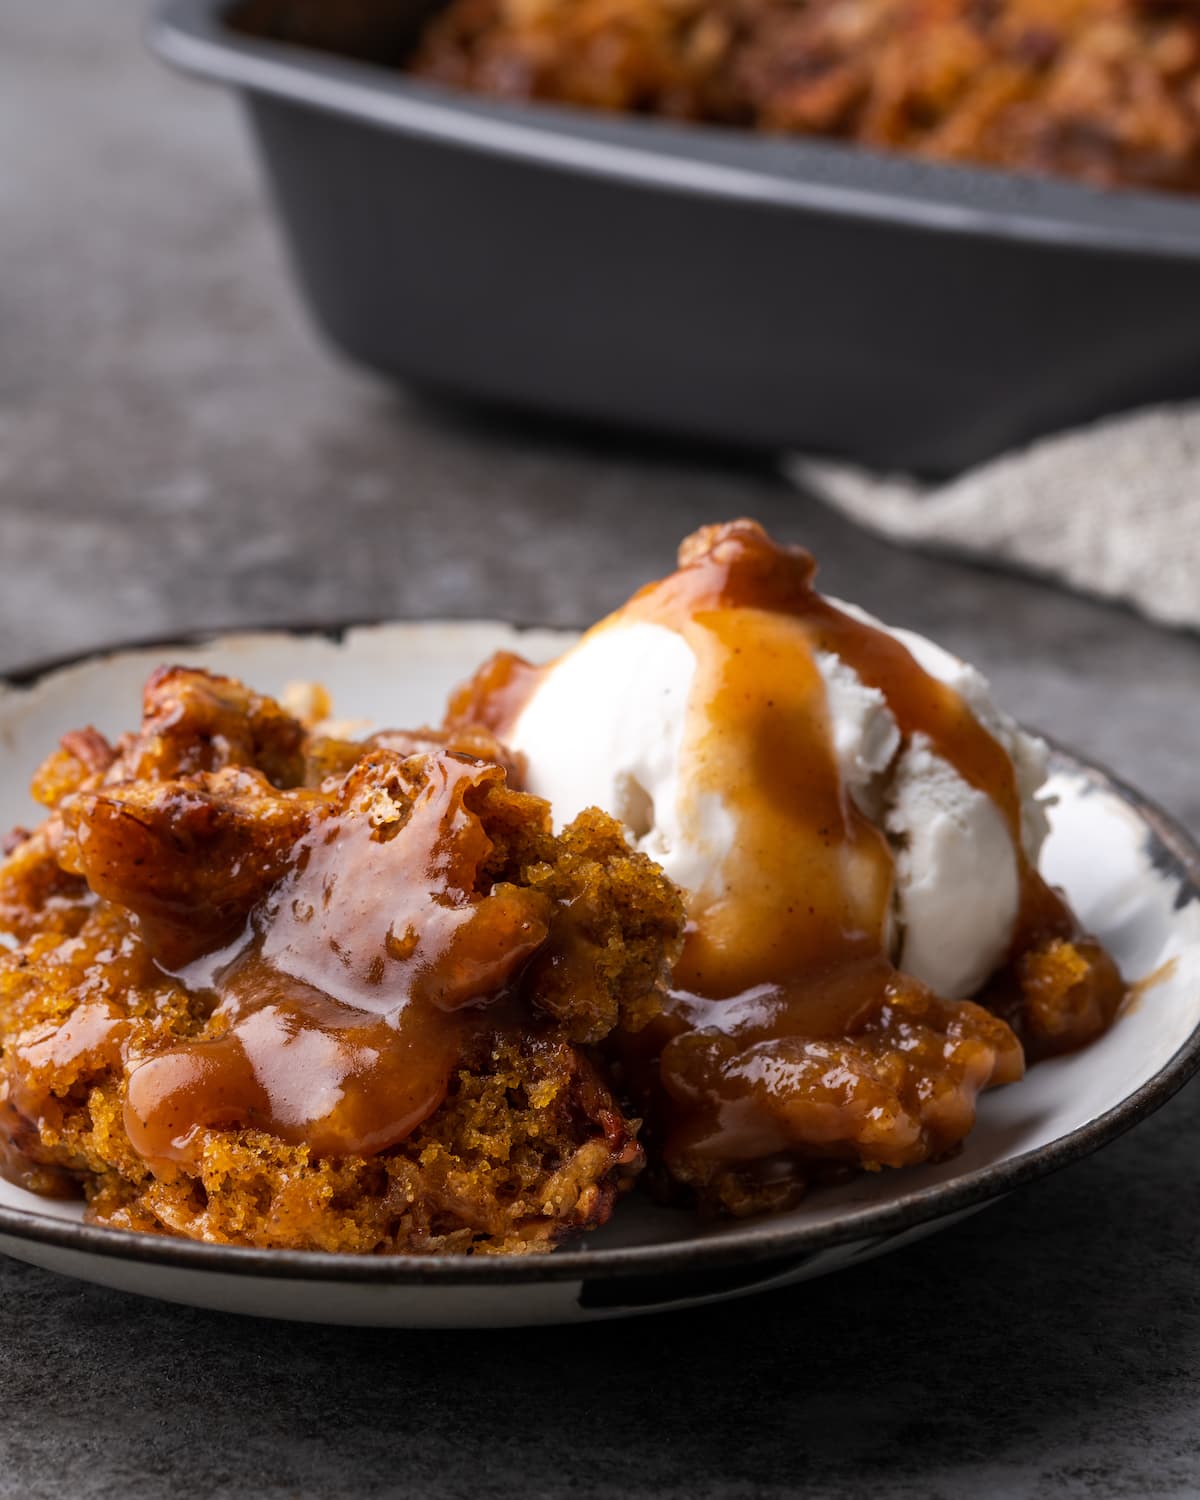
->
[150,0,1200,475]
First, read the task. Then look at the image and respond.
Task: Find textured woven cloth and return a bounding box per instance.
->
[786,403,1200,632]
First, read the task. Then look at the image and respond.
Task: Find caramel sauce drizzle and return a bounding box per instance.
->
[124,755,549,1170]
[451,520,1106,1179]
[2,1002,128,1199]
[471,520,1058,1026]
[0,522,1101,1204]
[636,523,1075,997]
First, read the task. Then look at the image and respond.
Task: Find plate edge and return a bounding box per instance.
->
[0,619,1196,1286]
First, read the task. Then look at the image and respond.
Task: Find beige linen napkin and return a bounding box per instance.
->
[786,403,1200,631]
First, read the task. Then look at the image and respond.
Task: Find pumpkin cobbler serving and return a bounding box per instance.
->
[0,522,1127,1254]
[0,671,683,1253]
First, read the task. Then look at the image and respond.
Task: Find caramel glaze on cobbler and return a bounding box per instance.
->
[449,521,1126,1217]
[0,523,1125,1250]
[0,670,684,1253]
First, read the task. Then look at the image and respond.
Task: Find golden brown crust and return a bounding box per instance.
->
[55,769,321,969]
[0,669,684,1255]
[984,931,1127,1060]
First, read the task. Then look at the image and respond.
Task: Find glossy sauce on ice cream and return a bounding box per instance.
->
[459,521,1059,1008]
[453,521,1120,1185]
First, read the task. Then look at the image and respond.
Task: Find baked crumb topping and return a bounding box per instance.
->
[0,668,683,1253]
[232,0,1200,196]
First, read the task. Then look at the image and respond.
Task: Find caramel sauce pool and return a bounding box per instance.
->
[125,756,548,1170]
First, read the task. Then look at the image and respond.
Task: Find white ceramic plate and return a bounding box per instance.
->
[1,622,1198,1328]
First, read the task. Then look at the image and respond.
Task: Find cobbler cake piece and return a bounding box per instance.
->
[0,669,683,1254]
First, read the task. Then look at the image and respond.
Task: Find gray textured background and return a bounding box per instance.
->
[2,5,1200,1497]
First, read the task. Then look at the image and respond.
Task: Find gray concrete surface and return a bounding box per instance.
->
[2,4,1200,1497]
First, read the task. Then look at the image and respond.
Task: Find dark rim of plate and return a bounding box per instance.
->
[0,619,1197,1286]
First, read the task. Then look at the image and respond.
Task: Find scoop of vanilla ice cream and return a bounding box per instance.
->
[505,620,735,904]
[507,610,1049,1000]
[827,602,1050,995]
